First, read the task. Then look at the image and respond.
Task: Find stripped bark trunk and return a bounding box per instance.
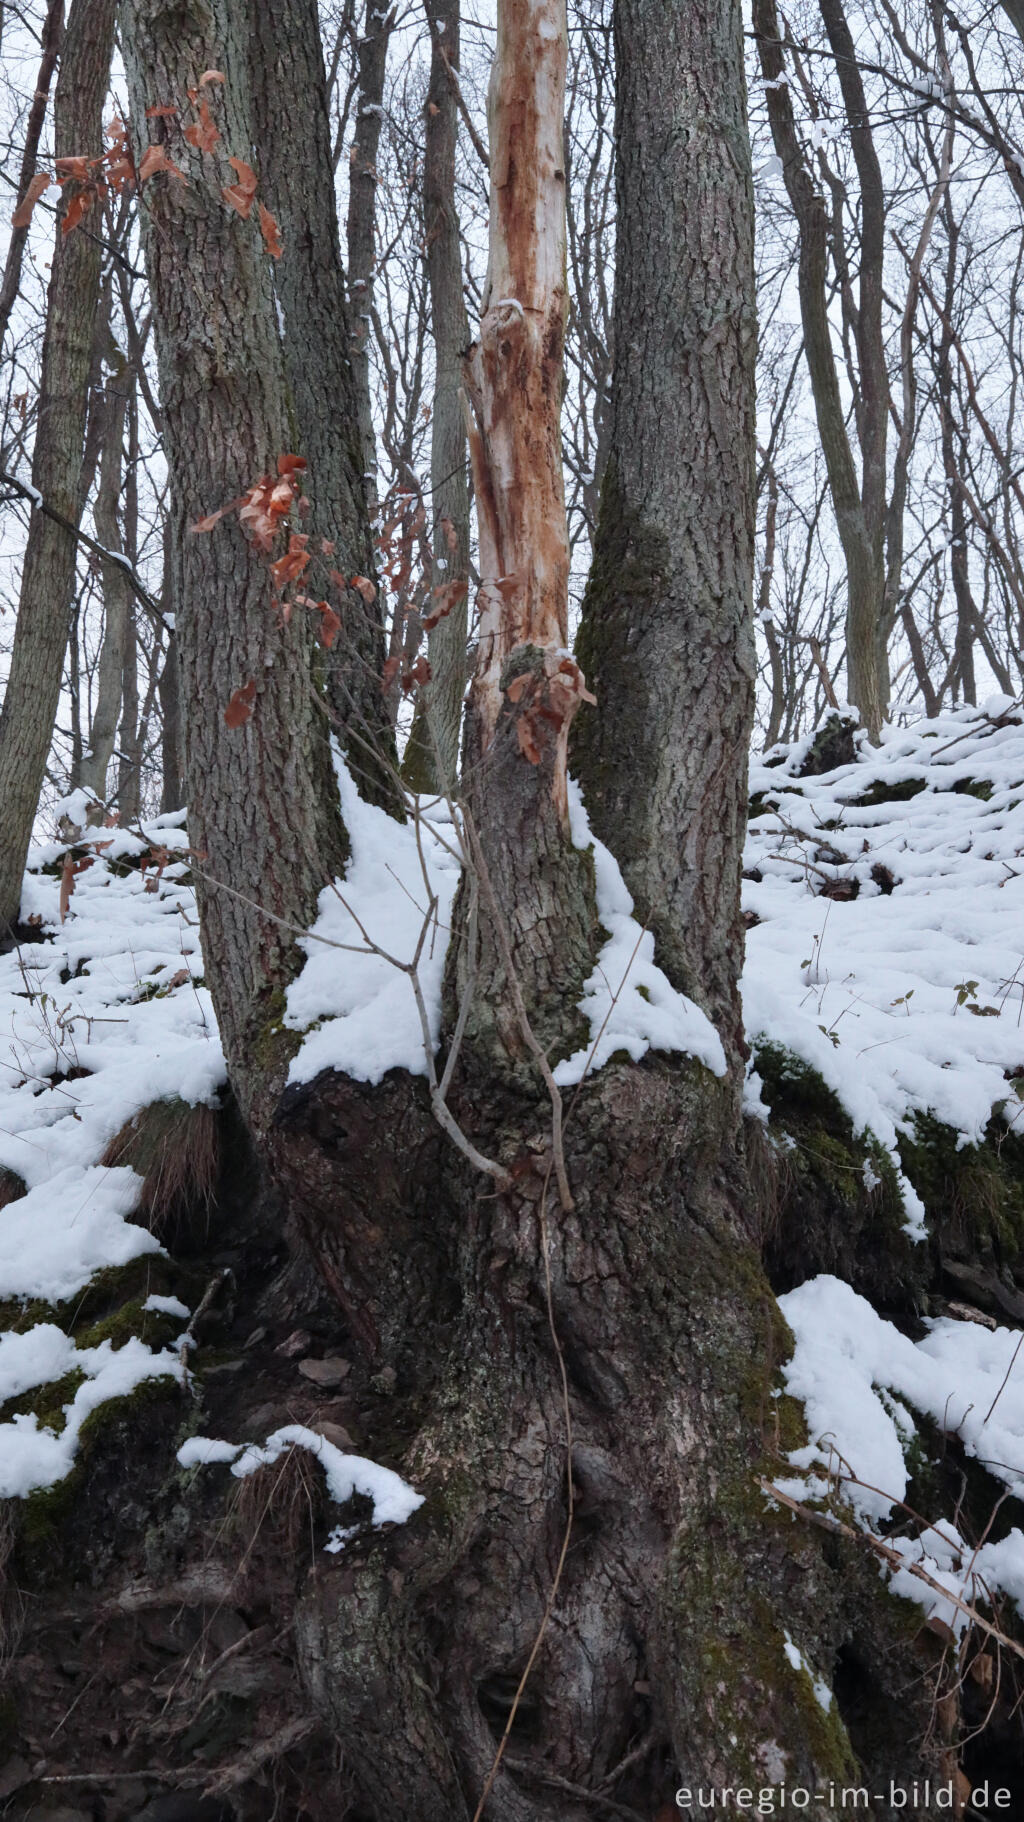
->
[456,0,594,1060]
[0,0,117,934]
[401,0,472,794]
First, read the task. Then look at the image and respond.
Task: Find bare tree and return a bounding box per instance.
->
[0,0,118,932]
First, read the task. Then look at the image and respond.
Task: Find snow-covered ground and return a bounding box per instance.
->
[1,703,1024,1604]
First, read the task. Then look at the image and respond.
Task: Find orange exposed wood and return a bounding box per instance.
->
[463,0,590,799]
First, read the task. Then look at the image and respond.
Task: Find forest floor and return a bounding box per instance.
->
[1,699,1024,1810]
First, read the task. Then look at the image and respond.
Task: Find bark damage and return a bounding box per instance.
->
[463,0,590,803]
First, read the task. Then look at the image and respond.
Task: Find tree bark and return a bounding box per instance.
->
[250,0,395,798]
[573,0,757,1062]
[70,2,963,1815]
[401,0,472,794]
[346,0,393,512]
[753,0,890,741]
[0,0,117,934]
[0,0,64,356]
[122,0,348,1121]
[77,364,131,803]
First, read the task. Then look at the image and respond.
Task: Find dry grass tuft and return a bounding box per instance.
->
[100,1097,219,1243]
[229,1443,325,1574]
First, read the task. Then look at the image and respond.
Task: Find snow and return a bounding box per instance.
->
[553,780,727,1085]
[142,1293,190,1319]
[743,704,1024,1231]
[782,1631,832,1712]
[0,1330,181,1498]
[177,1422,424,1541]
[284,756,461,1086]
[4,697,1024,1643]
[0,815,223,1498]
[778,1273,1024,1633]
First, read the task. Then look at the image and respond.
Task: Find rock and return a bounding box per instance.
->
[309,1420,355,1450]
[0,1756,30,1799]
[274,1327,311,1358]
[296,1356,350,1387]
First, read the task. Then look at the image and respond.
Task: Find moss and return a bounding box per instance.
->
[696,1614,858,1780]
[898,1110,1024,1271]
[251,982,302,1076]
[0,1367,86,1434]
[754,1042,923,1306]
[950,776,993,801]
[845,775,927,808]
[75,1296,179,1352]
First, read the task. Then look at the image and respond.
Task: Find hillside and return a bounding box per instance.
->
[1,701,1023,1804]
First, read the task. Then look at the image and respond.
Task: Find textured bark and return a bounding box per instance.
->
[0,0,117,934]
[573,0,756,1066]
[23,4,964,1817]
[250,0,394,797]
[277,2,950,1812]
[401,0,472,793]
[0,0,63,355]
[753,0,890,741]
[122,0,347,1120]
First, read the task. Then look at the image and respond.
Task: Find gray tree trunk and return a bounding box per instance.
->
[77,368,131,804]
[251,0,395,799]
[0,0,118,934]
[346,0,393,511]
[122,0,349,1121]
[753,0,890,741]
[573,0,757,1066]
[401,0,471,794]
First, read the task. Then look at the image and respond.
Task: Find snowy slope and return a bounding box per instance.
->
[1,704,1024,1609]
[743,700,1024,1234]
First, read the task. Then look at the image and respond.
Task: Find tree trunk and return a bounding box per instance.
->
[122,0,349,1122]
[346,0,393,512]
[401,0,472,794]
[753,0,889,741]
[281,1,951,1813]
[0,0,63,355]
[38,2,962,1817]
[573,0,757,1060]
[0,0,118,934]
[77,367,131,804]
[250,0,394,797]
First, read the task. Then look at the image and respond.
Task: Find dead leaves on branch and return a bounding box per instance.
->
[506,654,595,766]
[11,74,282,261]
[191,457,385,724]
